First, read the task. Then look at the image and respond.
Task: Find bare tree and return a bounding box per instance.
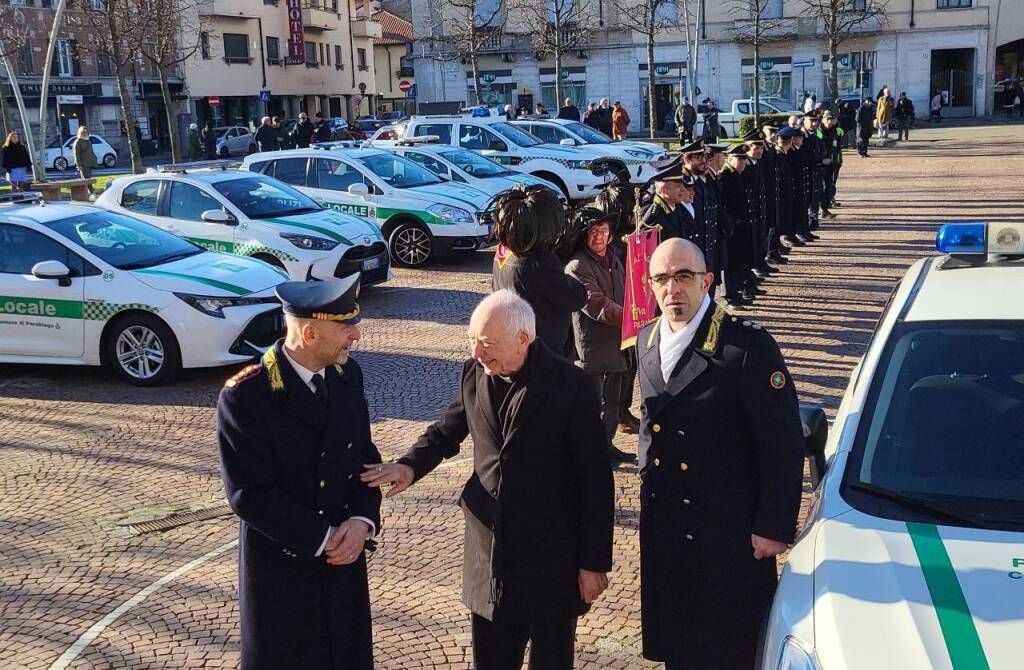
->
[511,0,598,109]
[139,0,212,163]
[613,0,676,138]
[0,4,33,158]
[799,0,888,102]
[428,0,504,108]
[727,0,794,127]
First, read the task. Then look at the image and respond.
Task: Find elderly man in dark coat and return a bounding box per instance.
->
[217,275,383,669]
[363,289,615,670]
[637,238,804,670]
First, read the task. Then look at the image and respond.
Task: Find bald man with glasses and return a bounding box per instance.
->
[635,238,804,670]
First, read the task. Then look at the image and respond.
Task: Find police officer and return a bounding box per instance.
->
[742,130,778,279]
[720,144,761,308]
[776,126,802,248]
[757,125,788,267]
[217,274,382,669]
[694,143,724,301]
[637,238,804,670]
[640,155,697,242]
[798,111,823,239]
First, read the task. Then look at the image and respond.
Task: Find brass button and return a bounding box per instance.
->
[677,430,685,437]
[347,442,353,450]
[683,498,691,505]
[318,509,324,515]
[654,458,661,466]
[680,463,689,471]
[320,451,326,458]
[348,473,354,480]
[685,534,694,540]
[652,424,661,433]
[319,480,326,488]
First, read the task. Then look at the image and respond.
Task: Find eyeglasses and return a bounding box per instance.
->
[648,269,703,286]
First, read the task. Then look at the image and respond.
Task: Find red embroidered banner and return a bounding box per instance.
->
[286,0,305,65]
[621,227,659,349]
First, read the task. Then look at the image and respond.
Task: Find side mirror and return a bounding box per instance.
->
[800,404,829,487]
[486,140,507,152]
[201,209,237,225]
[32,260,72,287]
[559,138,575,146]
[347,182,370,196]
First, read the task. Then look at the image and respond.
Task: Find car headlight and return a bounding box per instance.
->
[566,159,593,170]
[427,204,474,225]
[174,293,277,319]
[776,636,819,670]
[625,149,650,159]
[279,232,340,251]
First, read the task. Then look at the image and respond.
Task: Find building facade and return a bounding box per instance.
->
[410,0,1022,131]
[373,9,416,116]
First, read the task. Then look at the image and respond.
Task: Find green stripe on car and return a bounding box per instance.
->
[377,207,448,226]
[263,218,353,245]
[134,269,251,296]
[0,295,158,320]
[907,523,990,670]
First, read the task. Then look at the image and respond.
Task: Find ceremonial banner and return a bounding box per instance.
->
[285,0,305,65]
[621,227,660,349]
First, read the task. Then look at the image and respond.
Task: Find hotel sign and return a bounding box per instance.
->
[286,0,305,65]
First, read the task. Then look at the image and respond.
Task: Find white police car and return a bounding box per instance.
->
[242,147,495,268]
[95,162,390,285]
[0,193,287,386]
[374,110,617,202]
[509,117,668,183]
[763,222,1024,669]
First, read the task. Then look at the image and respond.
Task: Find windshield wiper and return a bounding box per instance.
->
[118,249,201,270]
[257,207,319,218]
[848,482,989,528]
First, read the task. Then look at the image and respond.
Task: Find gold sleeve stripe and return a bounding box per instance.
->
[312,305,360,321]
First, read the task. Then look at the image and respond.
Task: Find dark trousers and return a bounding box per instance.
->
[857,133,870,156]
[897,118,910,140]
[590,371,622,449]
[678,123,693,143]
[472,612,577,670]
[618,347,637,418]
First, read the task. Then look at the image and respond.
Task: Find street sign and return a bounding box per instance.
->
[259,89,271,102]
[655,64,670,76]
[792,59,816,69]
[57,94,83,104]
[399,80,412,94]
[407,84,416,98]
[208,96,220,108]
[759,59,774,72]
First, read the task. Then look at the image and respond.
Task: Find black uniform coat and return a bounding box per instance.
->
[397,341,615,623]
[720,166,754,272]
[640,195,696,243]
[217,343,383,670]
[636,304,804,667]
[694,174,722,275]
[776,148,797,236]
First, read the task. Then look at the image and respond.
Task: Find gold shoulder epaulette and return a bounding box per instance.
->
[225,363,262,388]
[700,304,726,353]
[262,347,285,391]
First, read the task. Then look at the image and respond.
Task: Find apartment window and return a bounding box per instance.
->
[354,0,365,18]
[319,43,325,66]
[546,0,576,22]
[357,48,367,71]
[9,0,26,6]
[54,39,80,77]
[327,0,337,10]
[223,33,251,64]
[263,0,278,4]
[325,43,331,66]
[335,45,343,70]
[654,1,677,23]
[200,32,210,59]
[266,36,281,65]
[937,0,971,7]
[761,0,783,19]
[91,0,107,9]
[17,41,32,76]
[475,0,502,26]
[305,41,318,67]
[97,48,112,76]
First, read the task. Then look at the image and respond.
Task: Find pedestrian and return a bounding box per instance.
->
[73,126,98,195]
[637,237,804,670]
[313,112,333,143]
[595,98,613,137]
[566,208,635,465]
[363,289,614,670]
[1015,83,1023,118]
[930,90,943,123]
[534,102,549,118]
[274,116,294,150]
[611,101,630,140]
[202,119,217,159]
[895,92,915,141]
[491,185,587,357]
[802,92,814,113]
[674,97,697,144]
[700,99,721,142]
[217,275,382,669]
[876,86,894,139]
[292,112,314,148]
[255,116,280,152]
[856,97,875,157]
[504,103,515,121]
[187,123,203,161]
[2,131,32,191]
[558,97,581,121]
[582,102,598,129]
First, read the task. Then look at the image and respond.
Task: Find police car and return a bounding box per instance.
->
[373,136,566,203]
[372,109,617,202]
[509,117,668,183]
[241,146,495,268]
[763,222,1024,669]
[95,162,390,285]
[0,193,287,386]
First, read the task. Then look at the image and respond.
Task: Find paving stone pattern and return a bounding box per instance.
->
[2,124,1023,669]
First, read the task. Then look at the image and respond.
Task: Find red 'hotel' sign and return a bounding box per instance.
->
[286,0,305,65]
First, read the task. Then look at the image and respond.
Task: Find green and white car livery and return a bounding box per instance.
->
[0,196,287,386]
[242,147,495,268]
[95,166,390,285]
[763,222,1024,670]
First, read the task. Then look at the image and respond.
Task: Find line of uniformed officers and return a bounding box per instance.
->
[640,108,845,307]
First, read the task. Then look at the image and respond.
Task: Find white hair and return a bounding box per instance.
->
[474,289,536,343]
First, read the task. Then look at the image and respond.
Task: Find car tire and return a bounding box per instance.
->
[533,172,571,202]
[219,146,230,158]
[105,312,182,386]
[248,143,258,155]
[54,157,69,171]
[102,153,116,168]
[388,220,433,268]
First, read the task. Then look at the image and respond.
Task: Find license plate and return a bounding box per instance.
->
[361,257,380,271]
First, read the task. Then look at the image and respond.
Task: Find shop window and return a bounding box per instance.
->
[540,81,586,111]
[223,33,251,64]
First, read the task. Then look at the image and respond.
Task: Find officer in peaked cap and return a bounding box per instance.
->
[640,156,697,242]
[217,273,382,669]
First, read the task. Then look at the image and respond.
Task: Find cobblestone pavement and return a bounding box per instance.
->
[2,124,1023,670]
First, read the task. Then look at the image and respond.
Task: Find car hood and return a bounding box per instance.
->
[130,252,286,296]
[470,173,561,196]
[812,510,1024,669]
[530,143,608,161]
[578,143,663,161]
[262,209,384,247]
[401,181,492,211]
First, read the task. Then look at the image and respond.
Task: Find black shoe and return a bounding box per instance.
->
[758,263,780,274]
[821,209,835,219]
[747,285,768,296]
[832,201,841,207]
[767,253,788,265]
[749,271,766,283]
[803,232,820,241]
[795,234,813,244]
[750,268,769,280]
[725,293,754,307]
[609,446,637,464]
[784,235,806,247]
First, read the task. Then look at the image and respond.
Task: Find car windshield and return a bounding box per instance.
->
[45,210,204,270]
[356,153,442,189]
[213,175,321,219]
[844,320,1024,530]
[489,122,542,147]
[439,149,510,177]
[566,122,611,144]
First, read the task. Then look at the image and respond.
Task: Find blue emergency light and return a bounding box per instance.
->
[936,223,986,255]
